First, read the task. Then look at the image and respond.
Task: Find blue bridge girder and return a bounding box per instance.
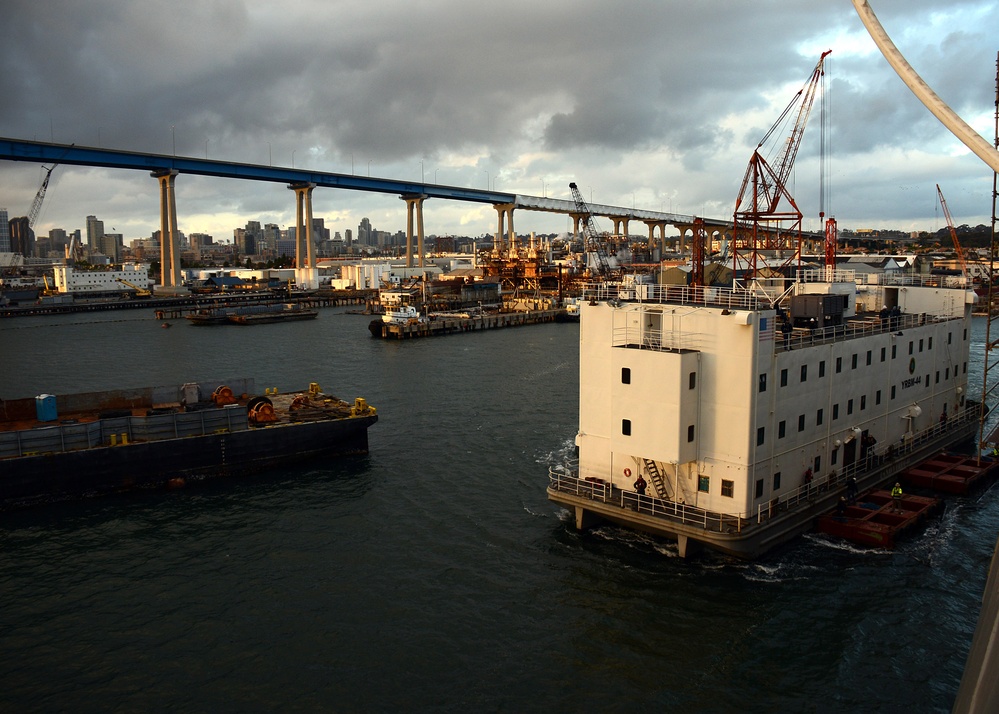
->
[0,137,702,226]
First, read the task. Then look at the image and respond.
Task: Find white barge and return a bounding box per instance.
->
[548,270,979,558]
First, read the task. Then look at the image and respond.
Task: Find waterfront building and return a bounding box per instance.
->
[53,263,150,294]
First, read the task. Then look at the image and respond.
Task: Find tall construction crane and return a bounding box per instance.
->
[27,164,57,228]
[568,182,610,275]
[733,51,831,284]
[935,183,969,279]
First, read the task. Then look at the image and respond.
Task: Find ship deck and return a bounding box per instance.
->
[548,405,981,559]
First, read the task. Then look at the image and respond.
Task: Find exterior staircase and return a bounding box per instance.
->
[643,458,673,500]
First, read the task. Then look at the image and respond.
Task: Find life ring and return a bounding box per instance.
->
[624,468,632,478]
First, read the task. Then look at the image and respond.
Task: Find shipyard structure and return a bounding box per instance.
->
[548,270,977,558]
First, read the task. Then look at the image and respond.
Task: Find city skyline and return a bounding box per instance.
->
[1,1,997,243]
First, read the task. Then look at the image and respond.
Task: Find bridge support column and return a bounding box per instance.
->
[493,203,516,256]
[289,182,318,289]
[402,194,427,268]
[151,169,185,293]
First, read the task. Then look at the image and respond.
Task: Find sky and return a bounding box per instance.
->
[1,0,997,245]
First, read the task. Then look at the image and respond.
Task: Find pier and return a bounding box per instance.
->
[369,308,565,339]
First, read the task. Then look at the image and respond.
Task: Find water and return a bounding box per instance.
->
[1,309,997,712]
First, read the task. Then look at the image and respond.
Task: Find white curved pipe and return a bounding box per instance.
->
[852,0,999,173]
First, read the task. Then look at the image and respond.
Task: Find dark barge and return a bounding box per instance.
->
[0,378,377,508]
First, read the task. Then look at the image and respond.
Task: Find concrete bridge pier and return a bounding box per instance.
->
[493,203,516,256]
[402,194,427,268]
[290,182,318,289]
[151,169,185,293]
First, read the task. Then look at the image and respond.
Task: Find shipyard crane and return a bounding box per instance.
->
[27,164,57,229]
[935,183,969,279]
[733,51,831,285]
[568,182,611,275]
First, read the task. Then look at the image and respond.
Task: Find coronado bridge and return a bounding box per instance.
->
[0,137,717,290]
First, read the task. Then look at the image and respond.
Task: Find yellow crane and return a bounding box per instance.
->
[116,278,151,298]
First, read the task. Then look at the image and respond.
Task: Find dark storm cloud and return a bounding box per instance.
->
[1,0,996,237]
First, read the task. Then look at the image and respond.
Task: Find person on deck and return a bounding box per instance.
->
[633,474,647,496]
[891,482,904,513]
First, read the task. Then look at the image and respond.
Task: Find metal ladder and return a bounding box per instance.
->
[643,458,673,500]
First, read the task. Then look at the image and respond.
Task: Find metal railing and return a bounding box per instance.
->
[549,404,979,533]
[775,311,951,352]
[582,282,762,311]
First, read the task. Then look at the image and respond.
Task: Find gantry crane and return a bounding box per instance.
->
[568,182,611,275]
[936,183,969,279]
[733,51,831,286]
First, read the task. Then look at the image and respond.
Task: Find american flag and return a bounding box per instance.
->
[759,316,774,341]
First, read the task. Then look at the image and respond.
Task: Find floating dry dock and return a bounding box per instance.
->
[369,307,564,339]
[816,489,943,549]
[899,452,998,494]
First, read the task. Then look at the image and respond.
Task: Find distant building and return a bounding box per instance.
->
[8,216,33,257]
[86,215,105,250]
[53,263,150,294]
[0,209,10,252]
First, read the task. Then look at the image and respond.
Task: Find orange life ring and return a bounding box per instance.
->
[624,468,632,477]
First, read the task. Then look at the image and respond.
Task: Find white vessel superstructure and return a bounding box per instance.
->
[548,269,978,558]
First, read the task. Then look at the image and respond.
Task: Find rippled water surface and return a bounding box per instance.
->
[1,309,997,712]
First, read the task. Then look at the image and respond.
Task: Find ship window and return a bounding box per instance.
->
[964,329,968,340]
[945,367,950,379]
[847,399,854,415]
[925,374,930,389]
[964,362,967,374]
[919,339,924,353]
[689,372,696,390]
[622,419,631,436]
[836,357,842,373]
[851,354,858,369]
[819,360,826,377]
[773,472,781,490]
[949,332,953,344]
[831,448,838,466]
[814,456,821,473]
[756,426,765,446]
[936,371,940,384]
[816,409,823,426]
[833,403,840,420]
[698,476,710,493]
[876,390,882,405]
[861,395,867,410]
[892,345,897,359]
[722,479,734,497]
[780,369,788,387]
[891,385,896,400]
[759,373,767,392]
[909,341,914,355]
[928,336,933,349]
[688,425,696,442]
[621,367,631,384]
[798,414,805,432]
[866,350,872,366]
[881,347,886,362]
[778,420,786,438]
[800,365,807,382]
[755,479,764,499]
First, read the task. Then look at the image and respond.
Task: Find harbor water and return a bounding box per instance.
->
[1,308,997,712]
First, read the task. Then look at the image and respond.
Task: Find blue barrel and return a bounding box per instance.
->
[35,394,57,422]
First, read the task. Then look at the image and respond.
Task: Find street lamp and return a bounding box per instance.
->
[541,179,546,197]
[484,170,489,189]
[351,153,354,175]
[292,150,296,168]
[420,160,424,183]
[368,160,371,176]
[171,125,175,156]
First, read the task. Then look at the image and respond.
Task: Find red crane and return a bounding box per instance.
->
[733,51,831,286]
[936,183,968,279]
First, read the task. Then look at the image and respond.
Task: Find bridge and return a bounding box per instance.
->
[0,137,719,291]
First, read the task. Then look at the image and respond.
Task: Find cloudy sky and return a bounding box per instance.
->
[1,0,997,245]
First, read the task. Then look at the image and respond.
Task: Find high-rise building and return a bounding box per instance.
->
[86,215,105,250]
[9,216,34,257]
[358,217,372,246]
[0,209,10,252]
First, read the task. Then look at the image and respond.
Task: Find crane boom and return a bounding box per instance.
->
[27,165,56,228]
[936,184,968,278]
[568,182,610,275]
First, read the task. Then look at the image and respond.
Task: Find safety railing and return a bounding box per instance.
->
[0,406,247,460]
[582,282,762,311]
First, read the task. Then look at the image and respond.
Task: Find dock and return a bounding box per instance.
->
[369,308,565,339]
[816,490,943,549]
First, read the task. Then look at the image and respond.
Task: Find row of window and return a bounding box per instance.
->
[622,419,695,442]
[760,330,968,392]
[701,453,827,500]
[621,367,696,390]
